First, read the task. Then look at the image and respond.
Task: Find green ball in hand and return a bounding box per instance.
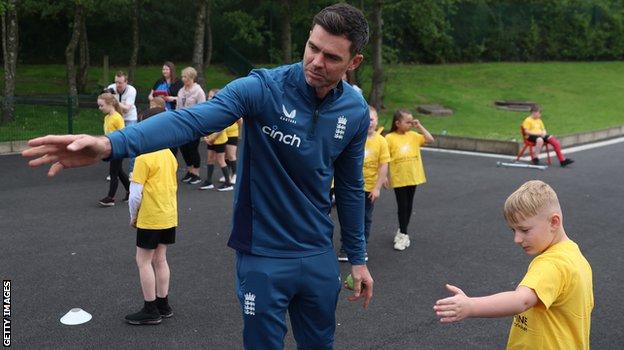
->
[345,274,354,290]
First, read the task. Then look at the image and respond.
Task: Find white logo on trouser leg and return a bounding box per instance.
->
[244,292,256,316]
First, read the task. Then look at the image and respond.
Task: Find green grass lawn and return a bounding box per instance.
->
[2,62,624,142]
[358,62,624,140]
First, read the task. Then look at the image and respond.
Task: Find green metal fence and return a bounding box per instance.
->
[0,95,149,142]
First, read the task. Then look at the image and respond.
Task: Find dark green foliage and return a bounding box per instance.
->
[8,0,624,64]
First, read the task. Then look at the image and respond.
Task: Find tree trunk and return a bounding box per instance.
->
[203,0,212,69]
[1,0,18,125]
[280,0,292,63]
[128,0,139,83]
[77,12,89,94]
[65,4,83,111]
[368,0,384,111]
[192,0,207,86]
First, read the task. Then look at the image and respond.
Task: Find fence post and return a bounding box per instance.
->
[67,95,74,134]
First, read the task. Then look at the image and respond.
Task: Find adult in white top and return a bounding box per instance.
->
[107,71,137,172]
[107,71,137,124]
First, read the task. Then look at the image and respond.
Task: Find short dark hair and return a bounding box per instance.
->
[530,105,541,113]
[115,71,128,82]
[312,3,369,56]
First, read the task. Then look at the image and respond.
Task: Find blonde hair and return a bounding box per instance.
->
[181,67,198,82]
[504,180,561,225]
[150,96,166,109]
[208,88,220,99]
[97,92,123,115]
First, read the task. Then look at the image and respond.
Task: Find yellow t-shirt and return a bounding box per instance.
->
[385,131,426,187]
[507,240,593,350]
[103,112,124,135]
[225,120,240,138]
[210,131,229,145]
[132,149,178,229]
[363,133,390,192]
[522,116,546,135]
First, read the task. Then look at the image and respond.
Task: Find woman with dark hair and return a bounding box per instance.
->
[148,61,183,111]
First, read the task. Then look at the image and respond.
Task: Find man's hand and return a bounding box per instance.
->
[346,264,374,309]
[368,188,380,203]
[433,284,472,323]
[22,134,112,177]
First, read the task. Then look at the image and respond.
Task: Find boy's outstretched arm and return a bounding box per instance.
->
[433,284,538,323]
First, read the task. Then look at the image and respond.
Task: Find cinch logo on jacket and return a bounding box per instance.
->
[262,125,301,148]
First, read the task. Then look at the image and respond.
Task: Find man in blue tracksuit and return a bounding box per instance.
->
[24,4,373,349]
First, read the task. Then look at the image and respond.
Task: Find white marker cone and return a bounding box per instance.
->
[60,308,92,325]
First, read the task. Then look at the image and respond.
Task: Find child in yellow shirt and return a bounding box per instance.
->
[384,109,434,251]
[434,180,593,349]
[97,92,129,207]
[522,105,574,167]
[199,89,233,191]
[338,106,390,262]
[125,107,179,325]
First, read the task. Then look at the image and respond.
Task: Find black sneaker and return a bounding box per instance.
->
[125,301,162,325]
[123,192,130,202]
[181,172,193,183]
[188,174,202,185]
[156,296,173,318]
[560,158,574,167]
[531,158,540,165]
[337,250,348,262]
[217,183,234,192]
[98,196,115,207]
[199,180,214,190]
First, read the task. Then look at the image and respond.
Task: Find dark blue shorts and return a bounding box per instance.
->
[235,250,341,349]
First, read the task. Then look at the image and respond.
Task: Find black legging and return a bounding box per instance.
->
[108,159,129,198]
[394,185,417,235]
[180,139,201,168]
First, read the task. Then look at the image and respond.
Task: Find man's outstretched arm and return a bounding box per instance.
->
[23,76,263,176]
[22,135,112,177]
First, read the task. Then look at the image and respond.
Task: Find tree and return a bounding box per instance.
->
[76,10,89,93]
[203,0,213,69]
[128,0,139,83]
[280,0,292,63]
[369,0,384,111]
[65,2,84,110]
[192,0,208,86]
[1,0,18,125]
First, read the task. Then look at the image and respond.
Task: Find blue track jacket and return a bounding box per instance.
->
[107,62,369,264]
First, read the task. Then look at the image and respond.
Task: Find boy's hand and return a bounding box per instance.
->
[383,177,391,189]
[368,188,381,202]
[433,284,472,323]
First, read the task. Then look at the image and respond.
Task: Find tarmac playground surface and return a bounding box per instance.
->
[1,139,623,349]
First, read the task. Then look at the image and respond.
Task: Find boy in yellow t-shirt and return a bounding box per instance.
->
[125,110,179,325]
[384,109,434,251]
[337,106,390,262]
[522,105,574,167]
[434,180,593,349]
